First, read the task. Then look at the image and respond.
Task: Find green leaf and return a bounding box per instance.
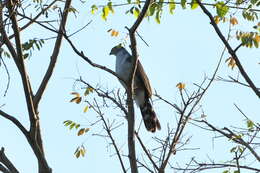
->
[67,6,78,15]
[91,5,98,14]
[190,0,199,9]
[23,53,29,59]
[181,0,186,9]
[127,0,131,3]
[107,2,114,14]
[133,7,140,18]
[83,106,89,113]
[63,120,72,126]
[169,0,176,14]
[75,150,80,158]
[230,146,237,153]
[247,119,254,128]
[155,10,161,24]
[69,122,76,130]
[75,124,80,129]
[238,146,244,153]
[148,3,157,16]
[216,2,229,18]
[235,0,243,5]
[250,0,258,5]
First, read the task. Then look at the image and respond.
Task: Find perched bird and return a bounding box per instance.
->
[110,45,161,132]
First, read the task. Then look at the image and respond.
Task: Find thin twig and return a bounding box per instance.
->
[135,131,159,171]
[92,99,127,173]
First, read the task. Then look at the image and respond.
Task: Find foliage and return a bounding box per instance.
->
[22,39,45,59]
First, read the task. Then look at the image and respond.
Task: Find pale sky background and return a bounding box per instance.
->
[0,0,259,172]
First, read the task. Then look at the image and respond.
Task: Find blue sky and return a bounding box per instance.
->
[0,0,259,172]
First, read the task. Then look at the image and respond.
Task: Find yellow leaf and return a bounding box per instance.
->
[71,92,80,97]
[111,30,116,36]
[88,87,94,92]
[70,97,82,104]
[76,97,82,104]
[225,57,236,70]
[110,30,119,37]
[80,148,86,157]
[75,151,80,158]
[70,97,77,103]
[176,82,185,90]
[255,35,260,43]
[133,7,140,18]
[214,16,220,24]
[102,6,109,20]
[78,128,85,136]
[85,128,90,133]
[230,17,238,26]
[83,106,89,113]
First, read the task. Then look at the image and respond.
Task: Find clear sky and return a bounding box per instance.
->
[0,0,259,172]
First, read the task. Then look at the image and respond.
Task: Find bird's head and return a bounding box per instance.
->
[109,44,123,56]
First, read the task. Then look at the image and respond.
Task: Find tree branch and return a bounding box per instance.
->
[0,147,19,173]
[0,110,28,141]
[0,164,10,173]
[64,35,127,84]
[196,0,260,98]
[6,0,37,133]
[126,1,152,173]
[109,1,260,13]
[135,131,159,171]
[202,120,260,162]
[92,99,127,173]
[34,0,72,109]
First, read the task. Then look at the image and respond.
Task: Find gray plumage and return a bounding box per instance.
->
[110,45,161,132]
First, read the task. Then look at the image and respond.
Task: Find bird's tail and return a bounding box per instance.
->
[140,100,161,133]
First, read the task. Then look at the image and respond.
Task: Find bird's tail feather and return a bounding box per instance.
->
[140,100,161,133]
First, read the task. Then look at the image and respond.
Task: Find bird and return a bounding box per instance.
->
[109,45,161,132]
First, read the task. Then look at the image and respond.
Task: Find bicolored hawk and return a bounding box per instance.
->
[110,45,161,132]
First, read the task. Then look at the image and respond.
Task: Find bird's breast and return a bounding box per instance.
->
[115,56,133,82]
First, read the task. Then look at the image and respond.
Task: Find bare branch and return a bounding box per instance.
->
[0,164,10,173]
[172,162,260,172]
[34,0,72,109]
[0,109,28,138]
[64,35,126,84]
[135,131,159,171]
[6,0,37,133]
[77,78,128,115]
[0,147,19,173]
[92,99,127,173]
[19,0,58,32]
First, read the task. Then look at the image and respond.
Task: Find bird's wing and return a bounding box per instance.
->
[135,61,153,98]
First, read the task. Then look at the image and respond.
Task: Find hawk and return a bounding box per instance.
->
[110,45,161,132]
